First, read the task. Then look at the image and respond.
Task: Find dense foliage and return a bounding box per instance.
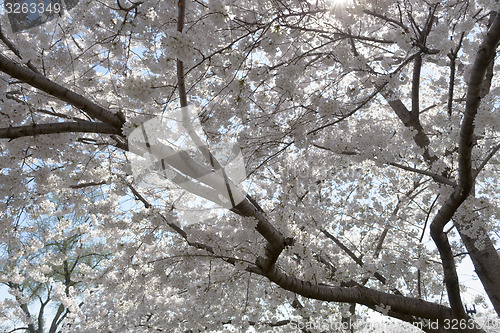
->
[0,0,499,332]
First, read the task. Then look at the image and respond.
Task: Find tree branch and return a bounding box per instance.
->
[473,141,500,181]
[259,264,449,321]
[0,24,40,74]
[174,0,288,273]
[48,304,65,333]
[430,12,500,319]
[320,227,400,294]
[177,0,188,108]
[312,143,455,186]
[453,12,500,316]
[380,86,436,163]
[388,162,457,186]
[0,53,124,132]
[0,121,118,139]
[411,54,422,121]
[480,13,498,98]
[461,14,500,193]
[69,180,107,189]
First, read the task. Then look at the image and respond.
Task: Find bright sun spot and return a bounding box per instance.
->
[329,0,350,9]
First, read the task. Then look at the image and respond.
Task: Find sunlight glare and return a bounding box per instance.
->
[328,0,351,11]
[328,0,350,7]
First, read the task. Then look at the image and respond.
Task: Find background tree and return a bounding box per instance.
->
[0,0,499,332]
[0,193,108,333]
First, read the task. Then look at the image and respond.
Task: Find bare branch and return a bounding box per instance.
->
[119,176,151,209]
[447,32,465,117]
[480,13,498,98]
[48,304,65,333]
[380,85,436,163]
[411,54,422,120]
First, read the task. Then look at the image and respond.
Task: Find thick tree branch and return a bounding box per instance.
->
[252,264,486,332]
[48,304,65,333]
[455,212,500,318]
[430,194,467,319]
[453,12,500,316]
[0,24,40,74]
[480,12,498,98]
[0,121,118,139]
[231,198,288,272]
[70,180,107,189]
[448,53,457,117]
[0,53,125,132]
[411,4,436,123]
[430,12,500,319]
[176,0,188,108]
[174,0,288,273]
[447,32,465,117]
[411,54,422,120]
[19,303,36,333]
[37,300,46,333]
[259,265,446,321]
[381,87,436,163]
[461,14,500,192]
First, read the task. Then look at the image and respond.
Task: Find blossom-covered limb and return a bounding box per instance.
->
[430,12,500,319]
[388,162,457,186]
[411,5,438,121]
[253,264,486,332]
[473,141,500,181]
[320,227,402,295]
[0,121,118,139]
[0,53,124,132]
[313,143,455,185]
[456,11,500,316]
[0,25,40,74]
[175,0,288,273]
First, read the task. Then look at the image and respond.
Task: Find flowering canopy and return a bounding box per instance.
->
[0,0,499,332]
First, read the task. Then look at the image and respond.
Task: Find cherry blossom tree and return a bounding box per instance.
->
[0,0,499,332]
[0,195,109,333]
